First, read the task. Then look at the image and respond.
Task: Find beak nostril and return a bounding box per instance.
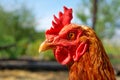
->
[48,39,53,43]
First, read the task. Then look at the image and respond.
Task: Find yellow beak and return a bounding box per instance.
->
[39,40,53,53]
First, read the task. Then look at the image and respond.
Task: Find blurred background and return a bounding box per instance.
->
[0,0,120,80]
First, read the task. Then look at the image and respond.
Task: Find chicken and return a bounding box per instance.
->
[39,6,116,80]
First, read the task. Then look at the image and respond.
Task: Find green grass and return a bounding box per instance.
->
[103,42,120,64]
[110,59,120,64]
[43,50,55,61]
[103,43,120,55]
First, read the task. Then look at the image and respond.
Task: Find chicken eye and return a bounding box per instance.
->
[68,32,75,40]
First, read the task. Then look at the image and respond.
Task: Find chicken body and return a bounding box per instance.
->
[39,6,116,80]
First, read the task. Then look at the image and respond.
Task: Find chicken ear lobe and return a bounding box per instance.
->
[73,41,88,61]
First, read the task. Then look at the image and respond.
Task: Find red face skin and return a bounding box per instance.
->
[45,24,88,65]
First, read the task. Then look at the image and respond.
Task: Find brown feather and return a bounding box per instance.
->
[68,26,116,80]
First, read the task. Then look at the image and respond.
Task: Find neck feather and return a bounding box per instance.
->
[68,36,115,80]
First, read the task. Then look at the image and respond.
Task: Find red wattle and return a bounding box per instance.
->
[54,47,71,65]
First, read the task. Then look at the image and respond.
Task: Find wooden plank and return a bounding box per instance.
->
[0,59,119,76]
[0,59,67,71]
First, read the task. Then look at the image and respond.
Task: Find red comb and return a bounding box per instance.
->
[46,6,73,35]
